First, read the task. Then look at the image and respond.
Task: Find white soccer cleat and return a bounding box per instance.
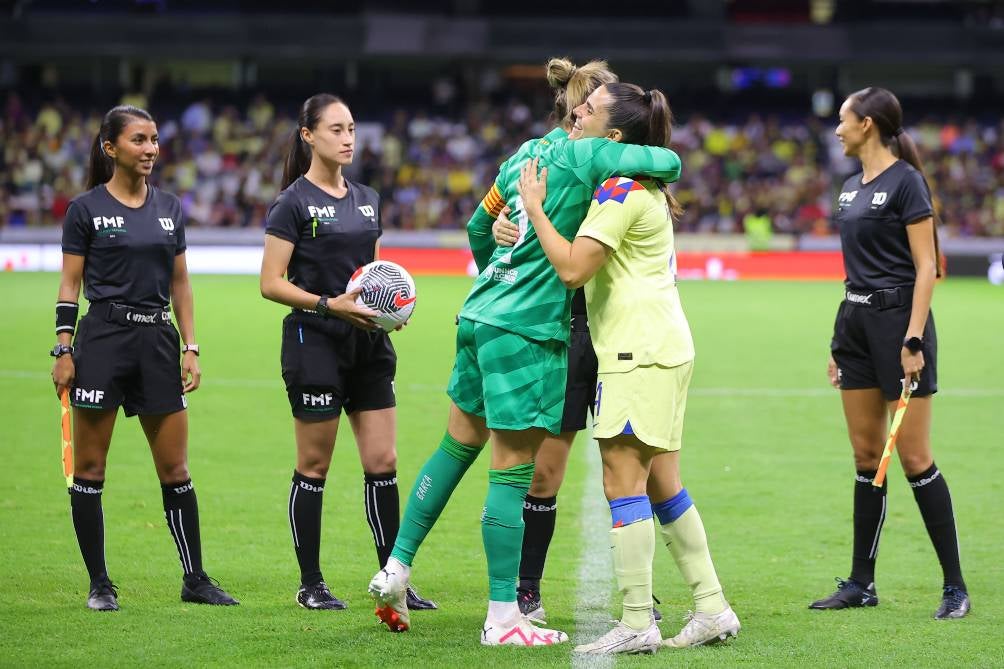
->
[662,606,740,648]
[574,621,662,655]
[368,565,410,632]
[480,614,569,646]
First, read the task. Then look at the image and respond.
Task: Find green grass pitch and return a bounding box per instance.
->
[1,272,1001,668]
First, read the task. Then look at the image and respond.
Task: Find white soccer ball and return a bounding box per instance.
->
[345,260,417,332]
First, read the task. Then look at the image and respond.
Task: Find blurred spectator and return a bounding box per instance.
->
[1,89,1002,237]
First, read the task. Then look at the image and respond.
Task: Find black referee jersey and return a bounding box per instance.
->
[265,176,382,297]
[834,160,933,290]
[62,184,186,308]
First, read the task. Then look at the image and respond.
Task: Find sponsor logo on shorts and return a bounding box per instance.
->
[594,381,603,417]
[416,474,432,500]
[125,311,166,324]
[900,377,920,392]
[181,395,188,409]
[74,387,105,408]
[301,392,334,409]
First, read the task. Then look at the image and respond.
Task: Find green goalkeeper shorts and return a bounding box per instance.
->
[447,317,567,434]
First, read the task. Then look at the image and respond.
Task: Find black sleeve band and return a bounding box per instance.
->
[56,301,79,336]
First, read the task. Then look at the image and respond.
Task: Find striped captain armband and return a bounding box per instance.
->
[56,301,79,336]
[481,183,505,218]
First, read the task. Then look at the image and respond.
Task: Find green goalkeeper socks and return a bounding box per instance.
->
[389,432,482,567]
[482,462,535,602]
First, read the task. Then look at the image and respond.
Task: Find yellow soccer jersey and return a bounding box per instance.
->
[577,176,695,373]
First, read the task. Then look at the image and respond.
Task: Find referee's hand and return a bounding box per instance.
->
[827,355,840,389]
[330,287,380,331]
[182,351,201,393]
[52,356,75,398]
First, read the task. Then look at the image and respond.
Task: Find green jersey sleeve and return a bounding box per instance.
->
[466,170,509,273]
[565,140,682,187]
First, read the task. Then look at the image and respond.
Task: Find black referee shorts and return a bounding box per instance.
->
[830,287,937,401]
[280,312,397,421]
[560,315,599,433]
[71,304,186,417]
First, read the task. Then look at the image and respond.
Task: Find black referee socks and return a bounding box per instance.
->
[909,463,966,589]
[364,471,400,569]
[69,477,108,582]
[162,479,204,577]
[850,470,886,587]
[519,494,558,592]
[290,471,325,587]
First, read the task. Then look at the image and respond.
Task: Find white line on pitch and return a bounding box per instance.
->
[571,435,614,669]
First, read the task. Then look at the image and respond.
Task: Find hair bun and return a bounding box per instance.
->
[545,57,577,89]
[643,90,653,104]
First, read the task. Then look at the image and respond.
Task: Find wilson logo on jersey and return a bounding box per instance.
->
[871,192,888,207]
[593,177,644,205]
[159,217,175,231]
[358,205,376,218]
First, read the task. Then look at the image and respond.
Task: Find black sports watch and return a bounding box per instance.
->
[903,336,924,354]
[315,296,330,318]
[50,344,74,358]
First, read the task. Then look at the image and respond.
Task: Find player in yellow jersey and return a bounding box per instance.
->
[515,82,741,655]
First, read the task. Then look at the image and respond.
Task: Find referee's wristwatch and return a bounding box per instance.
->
[903,336,923,353]
[315,296,330,318]
[182,344,200,356]
[50,343,74,358]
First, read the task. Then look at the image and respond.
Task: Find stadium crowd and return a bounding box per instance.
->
[2,91,1002,237]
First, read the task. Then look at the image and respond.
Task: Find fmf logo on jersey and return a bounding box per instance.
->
[358,205,375,218]
[871,192,888,206]
[159,217,175,231]
[75,388,105,404]
[837,191,858,205]
[301,392,334,407]
[307,205,337,219]
[92,216,125,230]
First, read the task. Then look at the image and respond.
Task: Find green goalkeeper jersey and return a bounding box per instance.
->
[461,128,682,343]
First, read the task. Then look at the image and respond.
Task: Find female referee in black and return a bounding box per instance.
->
[260,93,434,611]
[51,105,237,611]
[811,87,969,619]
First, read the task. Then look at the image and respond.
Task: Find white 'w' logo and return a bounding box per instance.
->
[159,218,175,231]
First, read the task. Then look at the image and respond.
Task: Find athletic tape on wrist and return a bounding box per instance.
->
[56,301,79,336]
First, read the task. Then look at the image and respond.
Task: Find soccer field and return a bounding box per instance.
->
[1,273,1001,668]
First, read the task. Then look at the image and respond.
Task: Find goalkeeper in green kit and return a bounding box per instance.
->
[369,61,682,647]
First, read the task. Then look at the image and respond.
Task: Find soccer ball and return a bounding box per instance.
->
[345,260,417,332]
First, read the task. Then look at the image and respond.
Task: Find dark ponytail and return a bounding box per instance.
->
[604,83,683,219]
[86,105,153,189]
[281,93,344,190]
[849,87,942,275]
